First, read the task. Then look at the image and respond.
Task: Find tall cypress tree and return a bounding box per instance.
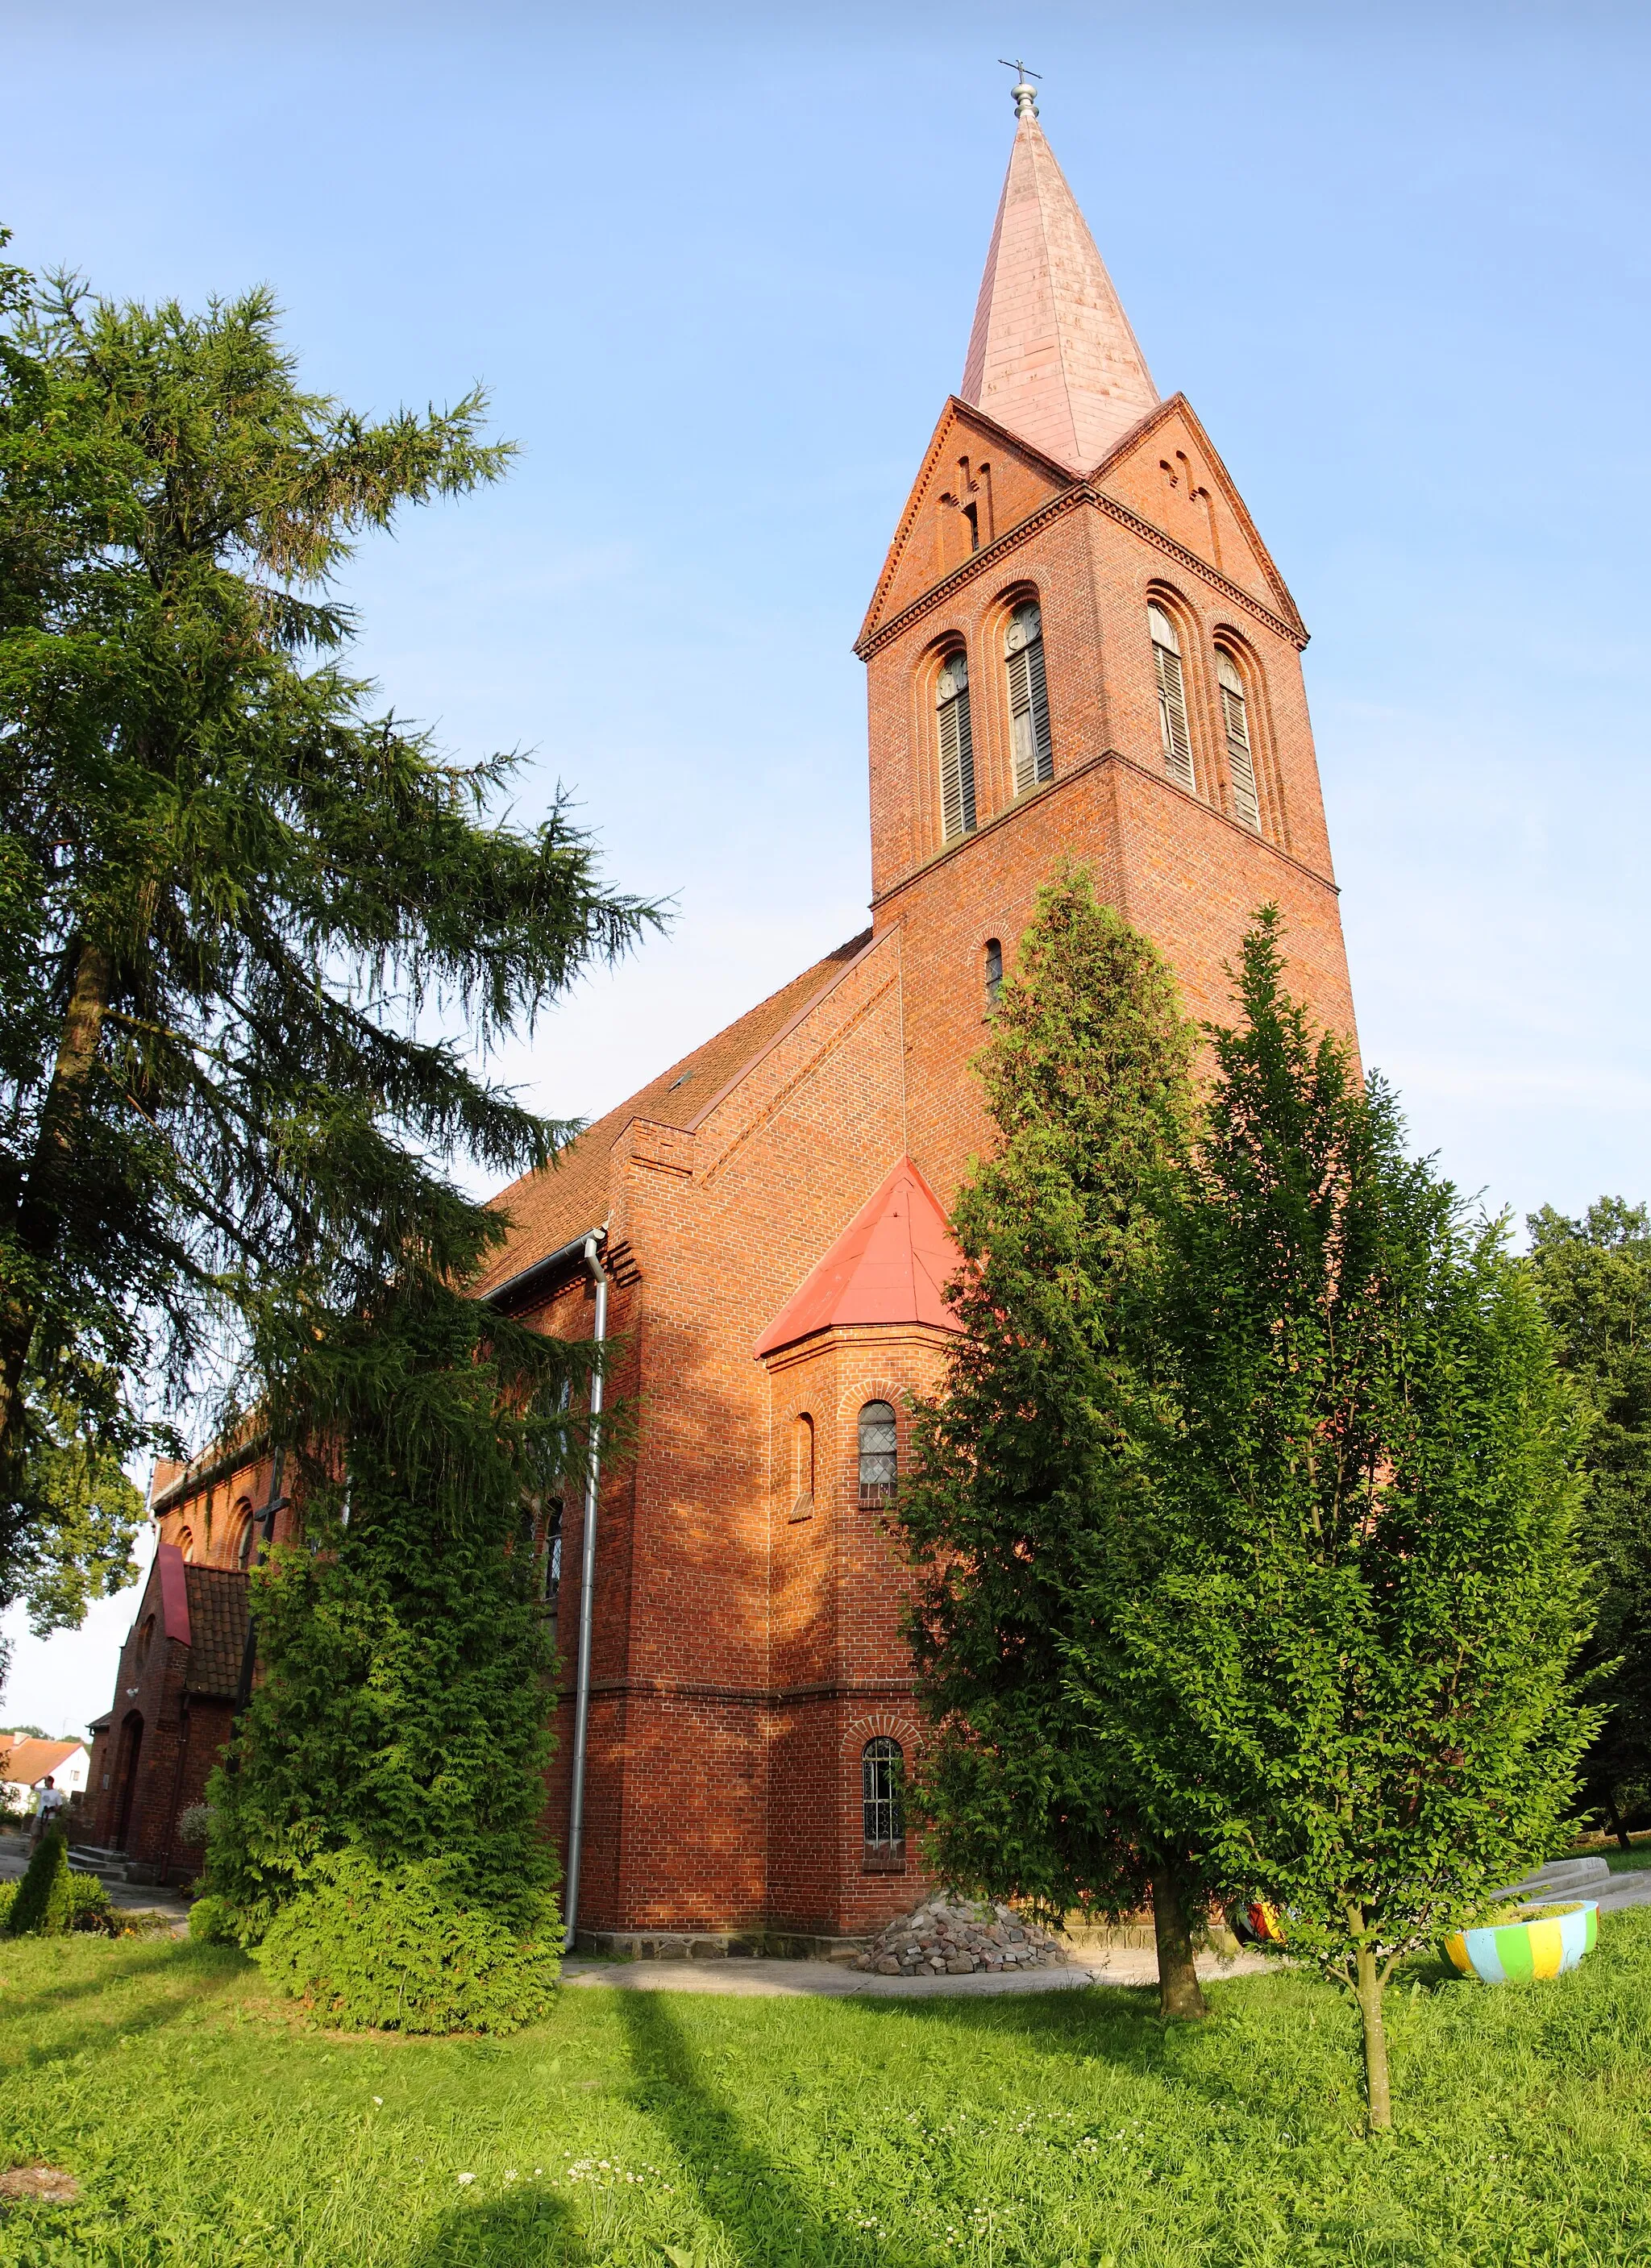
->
[206,1285,571,1942]
[1101,912,1595,2126]
[896,867,1212,2019]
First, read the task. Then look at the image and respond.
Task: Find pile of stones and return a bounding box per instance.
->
[851,1897,1069,1976]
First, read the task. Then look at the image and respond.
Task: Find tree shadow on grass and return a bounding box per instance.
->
[408,2186,591,2268]
[617,1988,880,2267]
[0,1942,256,2071]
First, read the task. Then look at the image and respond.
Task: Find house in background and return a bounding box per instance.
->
[1,1736,90,1818]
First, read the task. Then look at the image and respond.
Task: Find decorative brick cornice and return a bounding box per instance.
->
[562,1674,918,1709]
[855,480,1307,662]
[871,742,1339,909]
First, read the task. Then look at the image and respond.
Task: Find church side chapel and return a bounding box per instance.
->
[131,78,1358,1942]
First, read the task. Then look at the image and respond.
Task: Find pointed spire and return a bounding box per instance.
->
[961,85,1159,473]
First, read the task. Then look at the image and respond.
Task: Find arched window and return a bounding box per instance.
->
[1215,649,1262,831]
[984,938,1003,1007]
[1004,600,1052,792]
[175,1527,193,1564]
[862,1736,905,1859]
[858,1402,897,1504]
[136,1614,156,1664]
[792,1414,815,1518]
[935,651,976,843]
[1148,603,1195,793]
[233,1500,256,1572]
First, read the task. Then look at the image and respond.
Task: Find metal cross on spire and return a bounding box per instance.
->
[997,56,1042,117]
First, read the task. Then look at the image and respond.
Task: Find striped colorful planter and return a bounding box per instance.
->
[1445,1902,1597,1983]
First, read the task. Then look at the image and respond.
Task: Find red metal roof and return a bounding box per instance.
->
[754,1157,966,1360]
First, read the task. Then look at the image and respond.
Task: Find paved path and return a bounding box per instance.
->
[561,1946,1273,1999]
[0,1835,191,1925]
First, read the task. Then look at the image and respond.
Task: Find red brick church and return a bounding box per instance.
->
[109,81,1358,1936]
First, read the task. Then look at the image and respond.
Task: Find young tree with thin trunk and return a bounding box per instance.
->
[0,243,659,1617]
[896,867,1212,2021]
[1096,912,1595,2126]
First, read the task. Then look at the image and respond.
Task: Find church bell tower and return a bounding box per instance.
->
[857,75,1358,1206]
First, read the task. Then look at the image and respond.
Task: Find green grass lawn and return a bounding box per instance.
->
[2,1918,1651,2267]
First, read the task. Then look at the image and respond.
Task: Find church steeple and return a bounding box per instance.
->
[959,78,1158,474]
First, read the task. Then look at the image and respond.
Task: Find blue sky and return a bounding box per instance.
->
[3,0,1648,1731]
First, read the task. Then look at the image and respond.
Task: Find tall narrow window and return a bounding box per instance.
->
[862,1736,905,1862]
[1004,600,1053,792]
[233,1500,256,1571]
[1148,603,1195,793]
[543,1499,564,1626]
[1216,650,1262,831]
[858,1401,897,1504]
[935,653,976,842]
[984,938,1003,1007]
[792,1414,815,1519]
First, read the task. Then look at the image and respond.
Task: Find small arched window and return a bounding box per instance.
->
[858,1402,897,1504]
[935,652,976,843]
[984,938,1004,1008]
[790,1414,816,1520]
[136,1614,156,1664]
[862,1736,905,1857]
[232,1500,256,1571]
[1215,649,1262,832]
[175,1527,194,1564]
[1148,603,1195,793]
[1004,600,1052,793]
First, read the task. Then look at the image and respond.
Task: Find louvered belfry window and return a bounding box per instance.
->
[1216,650,1262,832]
[1149,603,1196,794]
[935,652,976,842]
[1004,600,1053,794]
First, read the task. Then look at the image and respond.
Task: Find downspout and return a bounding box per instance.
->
[563,1231,609,1946]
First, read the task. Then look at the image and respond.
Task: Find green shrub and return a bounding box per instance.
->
[5,1827,73,1934]
[251,1848,563,2034]
[188,1893,235,1944]
[1,1851,121,1937]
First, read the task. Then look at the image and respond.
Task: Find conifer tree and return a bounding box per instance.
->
[1528,1198,1651,1842]
[206,1283,568,1946]
[1100,913,1595,2126]
[0,243,657,1614]
[6,1823,72,1935]
[896,868,1212,2019]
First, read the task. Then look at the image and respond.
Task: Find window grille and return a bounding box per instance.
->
[858,1402,897,1503]
[1216,650,1262,831]
[984,938,1003,1007]
[1004,600,1053,792]
[862,1736,905,1851]
[1148,603,1195,793]
[936,653,976,842]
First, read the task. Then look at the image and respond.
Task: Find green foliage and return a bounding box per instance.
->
[4,1823,71,1933]
[1528,1198,1651,1836]
[187,1892,234,1944]
[0,235,659,1610]
[896,869,1206,1967]
[252,1846,562,2034]
[206,1281,567,1955]
[1094,910,1596,2120]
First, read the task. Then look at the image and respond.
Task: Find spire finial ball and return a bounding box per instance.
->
[1013,79,1038,118]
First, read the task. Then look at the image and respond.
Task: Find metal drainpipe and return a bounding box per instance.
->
[563,1232,608,1946]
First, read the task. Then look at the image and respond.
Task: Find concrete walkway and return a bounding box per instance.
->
[561,1946,1273,1999]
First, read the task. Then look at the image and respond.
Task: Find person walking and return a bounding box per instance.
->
[30,1776,65,1845]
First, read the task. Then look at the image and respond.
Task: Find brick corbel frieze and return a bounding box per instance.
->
[855,483,1307,663]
